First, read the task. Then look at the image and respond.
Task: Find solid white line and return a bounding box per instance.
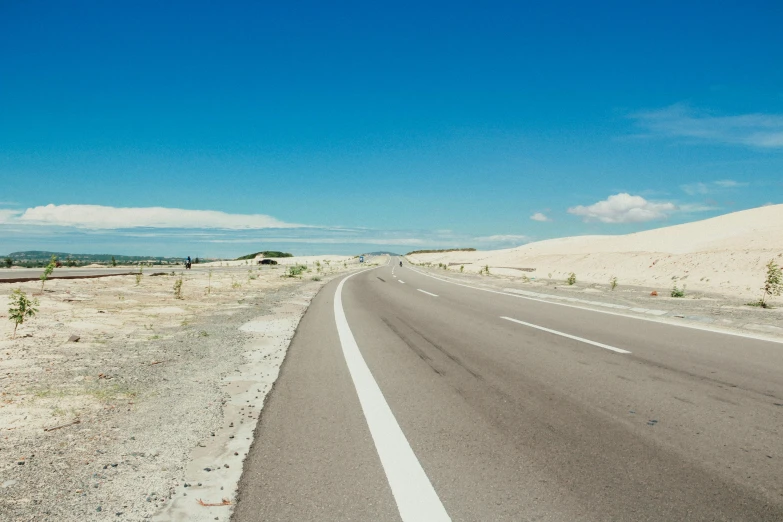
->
[501,316,631,354]
[399,280,405,284]
[334,272,451,522]
[417,289,438,297]
[407,266,783,345]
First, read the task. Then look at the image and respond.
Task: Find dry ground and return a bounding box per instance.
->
[0,259,363,521]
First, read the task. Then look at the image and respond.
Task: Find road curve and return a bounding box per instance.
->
[234,258,783,521]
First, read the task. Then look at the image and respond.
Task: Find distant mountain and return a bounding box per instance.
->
[235,251,293,260]
[365,251,400,256]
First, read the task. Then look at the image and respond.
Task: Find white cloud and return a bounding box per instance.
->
[681,179,748,195]
[2,204,299,230]
[568,193,676,223]
[530,212,550,222]
[631,104,783,148]
[473,234,530,245]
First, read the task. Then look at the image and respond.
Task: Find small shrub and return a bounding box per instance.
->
[173,277,183,299]
[460,265,464,273]
[311,276,322,281]
[231,280,242,289]
[8,289,38,338]
[198,330,209,337]
[4,257,12,268]
[286,265,307,278]
[567,272,576,285]
[135,266,143,286]
[755,259,782,308]
[548,273,552,279]
[522,274,530,283]
[671,285,685,298]
[40,255,57,292]
[111,256,117,267]
[610,277,618,291]
[207,269,213,294]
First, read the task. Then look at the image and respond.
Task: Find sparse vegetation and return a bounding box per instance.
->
[135,266,143,286]
[4,257,12,268]
[750,259,783,308]
[207,269,213,294]
[286,265,307,278]
[610,276,618,291]
[406,248,476,255]
[111,256,117,267]
[567,272,576,285]
[460,265,464,273]
[40,255,57,292]
[173,276,183,299]
[8,288,39,338]
[479,265,490,276]
[671,284,685,298]
[311,276,322,281]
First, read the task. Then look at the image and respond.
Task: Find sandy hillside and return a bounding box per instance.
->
[408,204,783,299]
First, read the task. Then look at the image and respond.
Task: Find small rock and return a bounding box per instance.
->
[96,506,102,512]
[224,464,229,468]
[68,335,80,342]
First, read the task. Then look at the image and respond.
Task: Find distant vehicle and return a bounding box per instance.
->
[359,256,364,263]
[258,259,278,265]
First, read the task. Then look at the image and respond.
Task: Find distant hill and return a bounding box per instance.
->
[3,251,186,268]
[235,251,293,260]
[365,251,400,256]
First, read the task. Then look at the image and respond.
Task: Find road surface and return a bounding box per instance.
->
[234,258,783,521]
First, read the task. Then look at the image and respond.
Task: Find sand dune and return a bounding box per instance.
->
[408,204,783,299]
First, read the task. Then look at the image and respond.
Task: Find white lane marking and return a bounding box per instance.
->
[417,289,438,297]
[399,280,405,284]
[407,267,783,345]
[501,316,631,354]
[334,272,451,522]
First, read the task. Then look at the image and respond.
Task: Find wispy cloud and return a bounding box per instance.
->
[568,193,718,224]
[0,204,300,230]
[681,179,748,195]
[631,104,783,148]
[568,193,676,223]
[474,234,530,243]
[530,212,551,222]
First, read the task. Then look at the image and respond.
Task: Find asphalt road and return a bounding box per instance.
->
[234,258,783,521]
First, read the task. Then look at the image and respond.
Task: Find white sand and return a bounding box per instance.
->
[408,204,783,300]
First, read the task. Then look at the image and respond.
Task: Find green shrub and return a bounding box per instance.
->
[4,257,12,268]
[567,272,576,285]
[8,289,38,338]
[610,277,618,291]
[286,265,307,278]
[460,265,464,273]
[40,256,57,292]
[671,284,685,298]
[754,259,782,308]
[173,277,183,299]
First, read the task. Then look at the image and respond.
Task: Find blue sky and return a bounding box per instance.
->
[1,1,781,257]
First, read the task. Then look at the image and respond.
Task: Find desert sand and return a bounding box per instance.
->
[408,204,783,301]
[0,258,366,521]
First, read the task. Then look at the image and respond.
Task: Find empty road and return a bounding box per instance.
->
[235,258,783,521]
